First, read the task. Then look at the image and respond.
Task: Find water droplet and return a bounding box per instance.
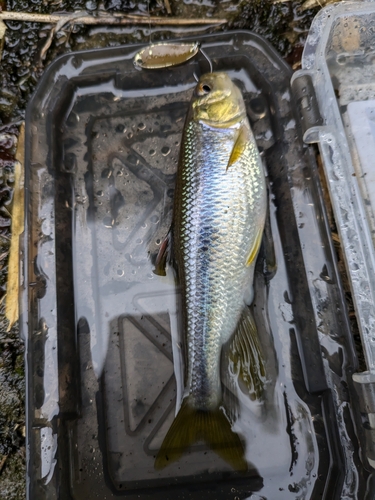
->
[101,168,111,179]
[149,149,156,156]
[161,146,171,156]
[138,122,146,130]
[103,216,113,228]
[136,238,143,244]
[131,269,136,275]
[127,132,133,139]
[150,215,159,223]
[117,269,124,276]
[141,223,147,228]
[85,0,96,10]
[320,264,333,283]
[115,124,125,133]
[156,238,161,245]
[64,152,77,172]
[127,154,139,166]
[96,190,103,196]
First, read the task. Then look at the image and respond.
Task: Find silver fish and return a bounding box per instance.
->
[154,72,267,471]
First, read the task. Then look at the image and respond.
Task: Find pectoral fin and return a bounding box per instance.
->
[246,227,263,267]
[226,124,249,171]
[228,306,266,401]
[153,229,172,276]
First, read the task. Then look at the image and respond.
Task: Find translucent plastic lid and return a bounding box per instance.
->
[297,1,375,375]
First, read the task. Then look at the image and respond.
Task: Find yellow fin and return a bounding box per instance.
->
[226,124,249,171]
[155,398,247,471]
[228,307,266,401]
[246,227,263,267]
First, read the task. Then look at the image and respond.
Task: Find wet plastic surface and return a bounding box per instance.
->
[24,31,368,499]
[297,1,375,375]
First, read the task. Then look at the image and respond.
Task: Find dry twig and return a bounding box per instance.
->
[0,10,226,25]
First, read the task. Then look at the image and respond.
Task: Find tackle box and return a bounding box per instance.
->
[22,3,375,498]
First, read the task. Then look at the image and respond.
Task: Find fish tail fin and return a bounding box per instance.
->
[154,397,247,471]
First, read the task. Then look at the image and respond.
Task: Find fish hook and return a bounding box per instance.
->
[199,47,213,73]
[192,46,212,82]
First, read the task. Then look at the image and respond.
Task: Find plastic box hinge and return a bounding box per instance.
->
[291,73,323,135]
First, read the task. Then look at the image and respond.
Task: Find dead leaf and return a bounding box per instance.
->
[5,123,25,331]
[0,455,7,475]
[0,21,6,62]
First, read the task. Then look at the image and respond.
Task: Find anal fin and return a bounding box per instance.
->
[228,307,266,401]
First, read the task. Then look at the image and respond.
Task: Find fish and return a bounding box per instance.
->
[154,72,267,471]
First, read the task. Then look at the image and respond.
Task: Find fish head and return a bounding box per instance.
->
[192,72,246,128]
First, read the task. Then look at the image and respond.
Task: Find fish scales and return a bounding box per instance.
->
[174,119,266,411]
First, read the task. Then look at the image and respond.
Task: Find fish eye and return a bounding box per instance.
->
[196,83,212,96]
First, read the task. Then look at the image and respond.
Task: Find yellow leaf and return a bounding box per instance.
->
[0,21,6,62]
[5,123,25,331]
